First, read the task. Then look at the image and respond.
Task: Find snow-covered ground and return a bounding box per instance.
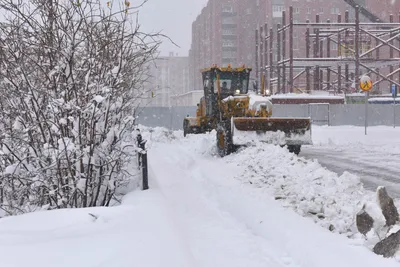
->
[303,125,400,197]
[142,126,400,263]
[1,125,400,266]
[311,125,400,154]
[0,190,195,267]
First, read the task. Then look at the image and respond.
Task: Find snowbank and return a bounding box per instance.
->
[0,190,195,267]
[222,143,370,235]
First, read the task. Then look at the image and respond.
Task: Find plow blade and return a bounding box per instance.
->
[232,117,312,146]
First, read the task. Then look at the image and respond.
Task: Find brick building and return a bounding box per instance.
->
[189,0,258,91]
[189,0,400,92]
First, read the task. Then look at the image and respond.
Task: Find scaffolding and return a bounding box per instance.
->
[255,6,400,95]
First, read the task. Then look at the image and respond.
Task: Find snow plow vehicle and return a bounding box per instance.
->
[183,65,312,157]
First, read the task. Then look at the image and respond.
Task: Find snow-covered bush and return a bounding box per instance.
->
[0,0,160,215]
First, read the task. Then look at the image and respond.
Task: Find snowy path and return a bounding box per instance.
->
[301,146,400,198]
[149,144,289,267]
[148,141,400,267]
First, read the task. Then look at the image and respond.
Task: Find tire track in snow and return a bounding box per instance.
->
[146,162,199,267]
[148,143,298,267]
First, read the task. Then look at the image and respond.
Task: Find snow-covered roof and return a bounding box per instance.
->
[272,93,344,99]
[368,97,400,102]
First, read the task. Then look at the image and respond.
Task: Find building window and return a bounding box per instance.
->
[222,58,235,65]
[222,39,235,47]
[222,6,233,13]
[294,7,300,14]
[273,5,285,13]
[222,16,235,24]
[307,7,311,14]
[222,50,237,58]
[222,29,235,35]
[319,7,324,13]
[331,7,339,14]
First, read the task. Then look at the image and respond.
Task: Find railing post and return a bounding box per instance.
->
[328,104,331,126]
[136,130,149,190]
[141,150,149,190]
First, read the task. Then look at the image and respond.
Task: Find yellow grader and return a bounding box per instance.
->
[183,65,312,157]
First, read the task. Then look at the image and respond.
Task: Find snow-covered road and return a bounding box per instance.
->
[301,146,400,197]
[303,125,400,198]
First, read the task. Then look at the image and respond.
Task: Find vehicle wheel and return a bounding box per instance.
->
[287,145,301,155]
[216,122,233,157]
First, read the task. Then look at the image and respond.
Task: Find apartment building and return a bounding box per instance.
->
[189,0,400,92]
[145,53,189,107]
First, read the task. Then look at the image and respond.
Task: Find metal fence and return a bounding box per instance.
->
[136,104,400,129]
[136,106,197,130]
[272,104,400,126]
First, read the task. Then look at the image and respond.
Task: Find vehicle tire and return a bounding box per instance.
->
[216,121,233,157]
[287,145,301,155]
[293,145,301,155]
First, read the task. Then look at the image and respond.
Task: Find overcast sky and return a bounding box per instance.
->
[138,0,208,57]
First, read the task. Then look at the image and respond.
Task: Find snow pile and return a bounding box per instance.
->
[233,128,287,146]
[361,75,372,84]
[136,125,182,146]
[136,125,217,156]
[248,92,271,106]
[222,143,372,236]
[0,190,194,267]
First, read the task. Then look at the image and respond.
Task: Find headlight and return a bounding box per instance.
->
[266,89,271,95]
[235,89,240,95]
